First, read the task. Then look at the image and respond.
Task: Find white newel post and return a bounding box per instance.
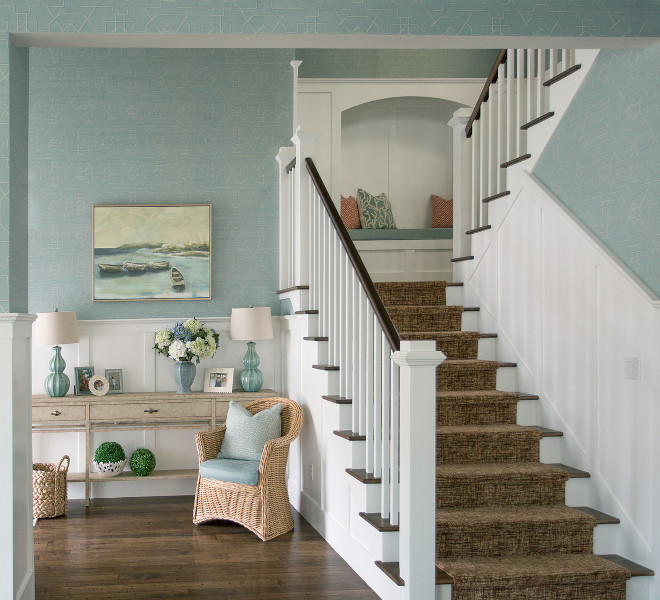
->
[448,108,473,259]
[276,146,297,290]
[292,128,320,288]
[290,60,301,136]
[392,340,445,600]
[0,314,36,600]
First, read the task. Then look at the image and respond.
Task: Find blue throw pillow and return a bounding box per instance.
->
[218,401,283,461]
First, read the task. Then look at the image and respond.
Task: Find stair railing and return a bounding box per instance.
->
[464,49,576,231]
[304,157,444,598]
[277,153,298,290]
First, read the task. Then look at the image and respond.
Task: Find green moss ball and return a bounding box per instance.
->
[129,448,156,476]
[94,442,126,463]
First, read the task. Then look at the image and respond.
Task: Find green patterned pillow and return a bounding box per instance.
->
[356,188,397,229]
[218,401,283,461]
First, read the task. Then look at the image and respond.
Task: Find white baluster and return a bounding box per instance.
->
[507,48,516,161]
[390,361,400,526]
[471,120,480,227]
[480,94,489,204]
[333,237,341,367]
[352,272,360,429]
[373,320,382,477]
[537,47,547,117]
[497,61,506,192]
[289,171,295,287]
[326,218,334,360]
[517,48,525,154]
[381,337,391,518]
[488,76,497,197]
[551,49,559,78]
[358,288,368,436]
[527,48,535,123]
[338,251,347,398]
[365,311,374,473]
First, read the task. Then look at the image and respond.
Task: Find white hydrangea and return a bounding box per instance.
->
[155,329,172,349]
[168,339,188,360]
[182,318,202,334]
[187,338,215,359]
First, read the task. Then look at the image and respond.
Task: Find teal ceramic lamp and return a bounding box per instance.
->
[230,307,273,392]
[33,309,79,397]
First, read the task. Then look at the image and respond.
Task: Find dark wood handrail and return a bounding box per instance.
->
[285,157,296,174]
[465,49,507,139]
[305,158,400,352]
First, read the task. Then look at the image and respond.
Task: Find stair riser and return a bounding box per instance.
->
[565,478,589,506]
[437,478,567,509]
[593,523,618,554]
[350,509,399,562]
[437,434,540,464]
[437,366,498,391]
[451,581,627,600]
[437,400,518,426]
[436,522,594,558]
[461,311,479,330]
[539,436,562,463]
[516,397,538,425]
[445,286,463,306]
[374,282,447,306]
[347,475,383,514]
[335,437,367,470]
[390,310,463,332]
[477,337,497,360]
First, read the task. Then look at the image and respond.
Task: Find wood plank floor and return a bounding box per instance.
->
[34,495,378,599]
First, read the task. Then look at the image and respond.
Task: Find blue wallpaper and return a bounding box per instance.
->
[533,44,660,297]
[8,43,29,314]
[296,49,500,79]
[0,1,658,310]
[28,48,292,319]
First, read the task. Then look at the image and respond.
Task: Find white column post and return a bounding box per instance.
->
[291,129,320,288]
[392,340,445,600]
[448,108,472,259]
[276,146,297,290]
[0,314,37,600]
[290,60,302,136]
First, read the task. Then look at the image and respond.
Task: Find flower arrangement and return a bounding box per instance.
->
[154,318,219,363]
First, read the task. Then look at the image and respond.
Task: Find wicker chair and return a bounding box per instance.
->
[193,396,303,541]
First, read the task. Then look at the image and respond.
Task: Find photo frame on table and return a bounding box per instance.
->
[203,368,234,393]
[105,369,123,394]
[92,204,211,302]
[74,366,95,396]
[89,375,110,397]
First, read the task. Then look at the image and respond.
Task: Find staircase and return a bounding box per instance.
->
[373,280,652,599]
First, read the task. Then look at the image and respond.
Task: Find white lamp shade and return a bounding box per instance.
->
[230,307,274,341]
[33,310,80,346]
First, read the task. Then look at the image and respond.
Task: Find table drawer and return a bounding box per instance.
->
[33,404,86,423]
[90,401,212,422]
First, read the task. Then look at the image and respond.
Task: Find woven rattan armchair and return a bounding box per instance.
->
[193,396,303,541]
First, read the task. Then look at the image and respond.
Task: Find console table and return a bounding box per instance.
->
[32,389,277,505]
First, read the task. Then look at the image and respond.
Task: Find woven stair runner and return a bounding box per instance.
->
[374,280,631,599]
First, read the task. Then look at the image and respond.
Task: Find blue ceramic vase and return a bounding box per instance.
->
[173,360,196,394]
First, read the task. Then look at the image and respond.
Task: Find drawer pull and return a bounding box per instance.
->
[144,408,159,414]
[51,410,62,416]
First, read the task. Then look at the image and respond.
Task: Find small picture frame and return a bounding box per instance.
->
[203,368,234,393]
[105,369,124,394]
[89,375,110,396]
[74,367,95,395]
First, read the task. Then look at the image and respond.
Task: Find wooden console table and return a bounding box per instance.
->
[32,389,276,505]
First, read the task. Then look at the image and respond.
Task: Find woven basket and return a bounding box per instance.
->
[33,455,70,519]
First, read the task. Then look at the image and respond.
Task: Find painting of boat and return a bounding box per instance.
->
[149,260,170,270]
[124,262,149,274]
[93,204,210,301]
[170,267,185,290]
[98,263,124,274]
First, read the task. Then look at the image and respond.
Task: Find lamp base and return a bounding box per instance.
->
[240,341,263,392]
[45,345,70,397]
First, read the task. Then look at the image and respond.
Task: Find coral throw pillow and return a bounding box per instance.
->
[356,188,397,229]
[431,194,453,228]
[341,195,362,229]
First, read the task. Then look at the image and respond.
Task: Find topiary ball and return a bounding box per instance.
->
[129,448,156,477]
[94,441,126,464]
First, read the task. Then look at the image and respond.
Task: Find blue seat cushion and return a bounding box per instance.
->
[199,457,260,486]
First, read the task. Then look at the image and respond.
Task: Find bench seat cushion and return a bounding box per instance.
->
[348,228,452,241]
[200,457,260,486]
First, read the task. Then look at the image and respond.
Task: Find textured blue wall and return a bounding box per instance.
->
[533,44,660,297]
[28,48,293,319]
[296,49,500,79]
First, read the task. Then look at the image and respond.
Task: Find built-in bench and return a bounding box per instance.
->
[348,228,453,282]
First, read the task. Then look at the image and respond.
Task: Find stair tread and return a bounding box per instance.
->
[436,504,597,525]
[312,364,339,371]
[437,553,631,583]
[548,463,590,478]
[437,424,543,435]
[346,468,381,484]
[528,425,563,437]
[322,394,351,404]
[276,285,309,294]
[359,512,399,532]
[573,506,620,525]
[521,111,555,130]
[483,190,511,203]
[294,309,318,314]
[450,255,474,262]
[501,153,532,169]
[517,392,540,400]
[303,336,329,341]
[599,554,655,577]
[375,561,404,586]
[436,390,520,400]
[333,430,366,441]
[436,461,570,479]
[544,64,582,87]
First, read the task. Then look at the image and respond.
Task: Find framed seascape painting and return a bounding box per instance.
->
[93,205,211,301]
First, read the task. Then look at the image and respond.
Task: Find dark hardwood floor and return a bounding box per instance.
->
[34,495,378,599]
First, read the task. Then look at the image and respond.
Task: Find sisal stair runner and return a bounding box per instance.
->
[374,281,631,599]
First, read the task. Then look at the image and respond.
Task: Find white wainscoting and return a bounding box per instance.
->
[455,170,660,599]
[31,316,282,500]
[354,238,453,282]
